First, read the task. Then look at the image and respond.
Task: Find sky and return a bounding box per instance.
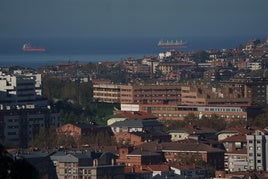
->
[0,0,268,40]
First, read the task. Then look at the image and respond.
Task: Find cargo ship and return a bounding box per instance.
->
[157,40,187,48]
[22,42,46,52]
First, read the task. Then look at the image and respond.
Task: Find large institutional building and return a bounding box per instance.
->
[93,82,260,121]
[0,70,59,147]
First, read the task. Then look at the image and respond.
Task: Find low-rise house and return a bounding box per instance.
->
[168,130,189,141]
[51,151,125,179]
[107,110,157,126]
[114,131,170,146]
[57,122,112,138]
[168,125,217,142]
[221,134,247,152]
[115,131,144,146]
[217,125,259,141]
[109,118,164,135]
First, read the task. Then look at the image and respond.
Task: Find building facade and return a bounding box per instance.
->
[120,83,181,104]
[0,70,47,106]
[246,129,268,171]
[0,70,59,148]
[0,105,59,148]
[93,84,121,103]
[133,104,248,121]
[51,151,125,179]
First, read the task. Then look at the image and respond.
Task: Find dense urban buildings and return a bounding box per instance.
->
[0,70,59,147]
[1,37,268,178]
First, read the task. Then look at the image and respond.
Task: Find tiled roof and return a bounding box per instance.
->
[222,134,246,142]
[226,148,247,155]
[143,164,170,172]
[161,142,225,153]
[110,118,162,128]
[50,151,93,163]
[134,141,224,153]
[183,125,216,134]
[113,111,157,119]
[220,125,262,135]
[127,148,162,156]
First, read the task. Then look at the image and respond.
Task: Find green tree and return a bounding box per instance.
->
[249,105,268,128]
[175,153,207,166]
[29,127,57,149]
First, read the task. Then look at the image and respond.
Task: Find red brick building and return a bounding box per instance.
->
[57,122,112,137]
[116,147,164,167]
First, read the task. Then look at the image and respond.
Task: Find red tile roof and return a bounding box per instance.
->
[113,111,157,119]
[143,164,170,172]
[226,148,247,155]
[222,134,246,142]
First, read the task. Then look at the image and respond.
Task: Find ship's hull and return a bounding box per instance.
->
[22,48,46,52]
[158,45,187,48]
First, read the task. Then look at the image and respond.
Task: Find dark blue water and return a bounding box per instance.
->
[0,35,264,68]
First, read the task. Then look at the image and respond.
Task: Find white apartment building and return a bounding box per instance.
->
[247,61,262,71]
[246,130,268,171]
[0,70,47,106]
[0,70,59,147]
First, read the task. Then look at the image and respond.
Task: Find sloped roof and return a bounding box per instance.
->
[50,151,93,163]
[183,125,216,134]
[226,148,247,155]
[113,111,157,119]
[128,148,162,156]
[110,118,162,128]
[218,125,262,135]
[143,164,170,172]
[133,140,224,153]
[161,142,225,153]
[222,134,246,142]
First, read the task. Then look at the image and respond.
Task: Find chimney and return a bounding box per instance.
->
[93,159,98,166]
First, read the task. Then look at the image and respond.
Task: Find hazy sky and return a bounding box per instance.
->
[0,0,268,39]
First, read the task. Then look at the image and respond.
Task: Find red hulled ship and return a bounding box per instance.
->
[22,42,46,52]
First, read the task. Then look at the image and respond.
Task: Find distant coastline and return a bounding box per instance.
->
[0,35,267,68]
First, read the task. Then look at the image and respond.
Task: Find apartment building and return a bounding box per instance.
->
[224,150,248,173]
[158,61,195,75]
[50,151,125,179]
[120,83,181,104]
[0,70,47,106]
[181,85,252,107]
[246,129,268,171]
[0,105,59,148]
[93,84,120,103]
[245,78,268,106]
[0,70,59,147]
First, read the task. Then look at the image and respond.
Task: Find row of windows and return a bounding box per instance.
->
[155,113,246,119]
[145,106,244,112]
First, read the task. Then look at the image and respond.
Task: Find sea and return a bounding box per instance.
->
[0,36,264,69]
